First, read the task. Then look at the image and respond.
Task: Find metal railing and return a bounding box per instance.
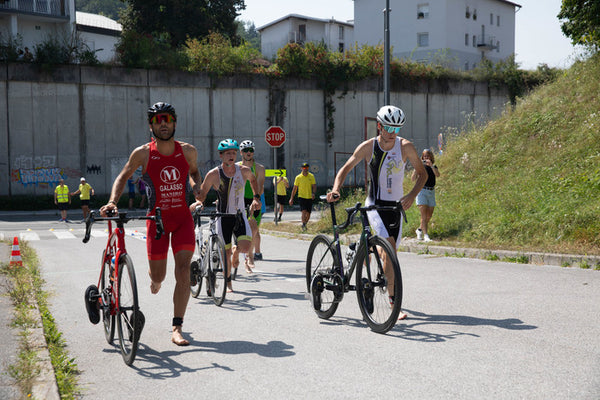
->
[476,34,497,51]
[0,0,70,18]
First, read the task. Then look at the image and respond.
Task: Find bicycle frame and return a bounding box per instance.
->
[322,196,407,292]
[98,219,126,314]
[84,209,164,314]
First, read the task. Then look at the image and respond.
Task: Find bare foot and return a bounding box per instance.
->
[244,257,253,274]
[398,312,408,320]
[227,280,233,293]
[246,255,255,268]
[171,326,190,346]
[150,281,161,294]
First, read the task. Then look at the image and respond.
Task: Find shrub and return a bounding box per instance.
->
[116,31,187,69]
[0,33,23,62]
[185,32,261,76]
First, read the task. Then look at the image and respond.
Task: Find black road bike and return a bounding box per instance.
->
[306,195,406,333]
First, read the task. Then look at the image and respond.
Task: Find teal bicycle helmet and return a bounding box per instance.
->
[218,139,239,152]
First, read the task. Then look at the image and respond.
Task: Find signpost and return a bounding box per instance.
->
[265,126,287,224]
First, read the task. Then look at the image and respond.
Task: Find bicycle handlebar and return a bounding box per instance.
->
[83,207,164,243]
[321,194,407,232]
[192,206,244,229]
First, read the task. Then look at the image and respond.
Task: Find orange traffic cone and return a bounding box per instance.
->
[9,236,23,267]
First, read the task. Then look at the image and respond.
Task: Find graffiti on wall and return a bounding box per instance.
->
[10,155,65,187]
[13,167,66,186]
[87,164,102,175]
[9,155,89,188]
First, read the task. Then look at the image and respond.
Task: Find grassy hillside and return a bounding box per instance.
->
[416,54,600,255]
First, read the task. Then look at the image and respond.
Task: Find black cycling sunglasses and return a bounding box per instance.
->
[242,148,254,153]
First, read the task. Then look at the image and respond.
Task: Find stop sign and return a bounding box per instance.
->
[265,126,286,148]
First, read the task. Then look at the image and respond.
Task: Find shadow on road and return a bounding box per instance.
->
[130,339,295,378]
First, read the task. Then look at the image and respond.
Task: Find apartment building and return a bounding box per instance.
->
[354,0,521,70]
[258,14,354,60]
[0,0,120,62]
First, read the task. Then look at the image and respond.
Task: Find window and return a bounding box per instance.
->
[490,13,493,25]
[339,42,344,53]
[465,6,470,18]
[472,35,476,47]
[417,33,429,47]
[417,4,429,19]
[465,33,469,46]
[464,62,469,71]
[496,41,500,52]
[339,26,344,40]
[473,9,477,20]
[497,15,500,26]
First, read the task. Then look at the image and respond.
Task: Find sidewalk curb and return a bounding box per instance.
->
[261,228,600,269]
[0,242,60,400]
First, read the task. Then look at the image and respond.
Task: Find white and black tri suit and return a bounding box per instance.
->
[365,137,405,248]
[215,164,251,249]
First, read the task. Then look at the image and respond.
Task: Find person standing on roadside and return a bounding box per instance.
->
[100,102,202,346]
[54,178,71,222]
[412,148,440,242]
[289,162,316,231]
[70,177,95,220]
[326,105,427,320]
[273,173,289,221]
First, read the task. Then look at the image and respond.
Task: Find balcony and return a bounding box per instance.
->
[476,34,497,51]
[0,0,70,18]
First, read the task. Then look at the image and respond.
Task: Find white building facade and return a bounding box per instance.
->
[258,14,354,60]
[0,0,76,48]
[0,1,120,63]
[354,0,520,70]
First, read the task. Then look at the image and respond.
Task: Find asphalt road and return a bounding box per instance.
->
[1,213,600,399]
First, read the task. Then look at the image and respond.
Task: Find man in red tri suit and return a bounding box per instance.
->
[101,102,202,346]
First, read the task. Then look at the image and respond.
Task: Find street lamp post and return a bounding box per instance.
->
[383,0,391,105]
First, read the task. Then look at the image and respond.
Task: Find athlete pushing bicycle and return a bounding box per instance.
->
[101,102,202,346]
[326,105,428,320]
[190,139,261,293]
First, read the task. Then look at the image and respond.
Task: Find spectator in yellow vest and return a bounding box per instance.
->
[70,177,95,220]
[54,178,71,222]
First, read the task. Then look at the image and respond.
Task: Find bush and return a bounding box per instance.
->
[185,32,261,76]
[0,33,23,62]
[116,31,188,69]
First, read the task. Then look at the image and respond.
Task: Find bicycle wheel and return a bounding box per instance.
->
[116,254,143,365]
[100,249,115,344]
[306,234,340,319]
[355,235,402,334]
[208,235,228,306]
[190,259,203,298]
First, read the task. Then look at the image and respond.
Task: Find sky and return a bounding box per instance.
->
[238,0,581,71]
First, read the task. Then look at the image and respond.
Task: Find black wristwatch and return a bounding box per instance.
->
[253,194,260,199]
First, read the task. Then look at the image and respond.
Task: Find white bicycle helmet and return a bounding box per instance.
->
[239,140,255,150]
[376,105,406,127]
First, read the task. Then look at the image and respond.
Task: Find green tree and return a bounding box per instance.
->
[237,20,260,52]
[558,0,600,51]
[120,0,246,48]
[76,0,126,20]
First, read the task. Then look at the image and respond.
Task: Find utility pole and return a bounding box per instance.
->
[383,0,391,105]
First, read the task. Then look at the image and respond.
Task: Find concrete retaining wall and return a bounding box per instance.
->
[0,63,509,197]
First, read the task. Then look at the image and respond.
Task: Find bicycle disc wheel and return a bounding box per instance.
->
[190,259,203,298]
[355,235,402,334]
[209,235,228,306]
[100,249,115,344]
[306,234,340,319]
[116,254,142,365]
